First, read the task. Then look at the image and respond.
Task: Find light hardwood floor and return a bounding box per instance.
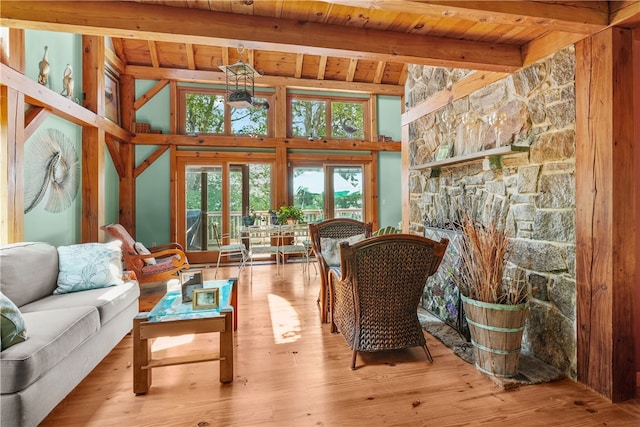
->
[42,262,639,426]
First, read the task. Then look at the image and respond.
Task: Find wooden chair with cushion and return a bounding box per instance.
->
[329,234,448,369]
[308,218,373,323]
[102,224,189,284]
[372,225,400,236]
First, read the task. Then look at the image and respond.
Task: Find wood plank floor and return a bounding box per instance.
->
[42,262,640,426]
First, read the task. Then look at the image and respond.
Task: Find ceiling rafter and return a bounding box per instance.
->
[346,58,358,82]
[295,54,304,78]
[147,40,160,68]
[317,55,328,80]
[185,43,195,70]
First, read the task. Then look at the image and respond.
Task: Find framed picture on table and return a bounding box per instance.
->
[181,269,203,303]
[192,288,219,310]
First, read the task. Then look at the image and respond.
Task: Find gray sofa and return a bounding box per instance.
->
[0,242,140,427]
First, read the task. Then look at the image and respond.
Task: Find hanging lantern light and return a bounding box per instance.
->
[219,46,260,109]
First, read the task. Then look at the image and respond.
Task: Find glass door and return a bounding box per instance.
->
[292,165,362,222]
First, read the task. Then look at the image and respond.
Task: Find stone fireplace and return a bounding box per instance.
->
[407,47,577,379]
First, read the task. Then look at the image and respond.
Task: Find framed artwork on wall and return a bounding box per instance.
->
[105,67,120,125]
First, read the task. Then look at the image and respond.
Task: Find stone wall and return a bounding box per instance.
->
[406,47,577,378]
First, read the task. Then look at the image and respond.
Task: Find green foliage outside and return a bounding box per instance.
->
[290,98,364,140]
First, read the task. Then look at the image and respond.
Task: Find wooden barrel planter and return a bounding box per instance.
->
[461,295,529,378]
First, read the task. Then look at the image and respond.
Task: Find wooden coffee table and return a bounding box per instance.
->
[133,278,237,395]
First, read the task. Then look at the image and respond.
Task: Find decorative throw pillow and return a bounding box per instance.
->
[55,241,124,294]
[320,234,366,267]
[134,242,157,265]
[1,293,27,351]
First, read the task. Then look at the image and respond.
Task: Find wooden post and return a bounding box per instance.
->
[575,27,637,402]
[0,28,25,244]
[119,74,136,233]
[81,35,106,242]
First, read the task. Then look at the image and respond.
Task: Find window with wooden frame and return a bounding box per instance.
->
[288,94,370,141]
[177,87,273,137]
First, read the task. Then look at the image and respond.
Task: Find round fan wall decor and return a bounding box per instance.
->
[24,128,80,214]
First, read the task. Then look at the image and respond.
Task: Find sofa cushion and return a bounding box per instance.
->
[55,241,124,294]
[0,306,100,394]
[0,293,27,351]
[20,281,139,327]
[0,242,59,307]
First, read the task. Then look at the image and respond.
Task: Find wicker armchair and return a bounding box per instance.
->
[329,234,448,369]
[309,218,373,323]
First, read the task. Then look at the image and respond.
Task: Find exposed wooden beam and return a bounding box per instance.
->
[131,133,401,152]
[523,31,588,67]
[104,134,125,178]
[185,43,195,70]
[24,106,50,141]
[133,79,169,111]
[125,65,404,95]
[323,0,608,34]
[346,58,358,82]
[609,0,640,27]
[0,1,523,72]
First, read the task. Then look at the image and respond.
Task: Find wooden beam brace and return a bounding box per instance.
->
[323,0,608,34]
[23,106,50,141]
[0,1,523,72]
[317,55,328,80]
[125,65,404,96]
[295,54,304,79]
[147,40,160,68]
[133,79,169,111]
[105,46,125,74]
[134,145,170,178]
[105,134,125,178]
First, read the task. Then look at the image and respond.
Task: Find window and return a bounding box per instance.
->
[179,88,272,136]
[288,95,369,141]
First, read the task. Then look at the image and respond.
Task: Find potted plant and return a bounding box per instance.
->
[277,205,304,225]
[242,208,260,226]
[454,213,529,379]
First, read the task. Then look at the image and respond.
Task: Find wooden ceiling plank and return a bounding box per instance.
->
[23,106,50,141]
[134,79,170,111]
[346,58,358,82]
[322,0,608,34]
[148,40,160,68]
[126,65,404,95]
[373,61,386,84]
[185,43,196,70]
[0,1,522,72]
[317,55,328,80]
[295,54,304,78]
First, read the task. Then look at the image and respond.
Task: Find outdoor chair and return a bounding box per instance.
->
[329,234,448,369]
[308,218,373,323]
[102,223,189,284]
[212,223,249,278]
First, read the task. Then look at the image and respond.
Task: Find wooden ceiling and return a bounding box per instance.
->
[2,1,640,95]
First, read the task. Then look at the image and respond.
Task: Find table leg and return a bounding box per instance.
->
[219,308,234,383]
[133,315,152,395]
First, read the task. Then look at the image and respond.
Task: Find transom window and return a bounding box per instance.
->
[178,87,272,137]
[288,95,369,141]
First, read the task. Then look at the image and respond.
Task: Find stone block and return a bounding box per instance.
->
[530,130,575,163]
[536,173,575,208]
[510,239,567,272]
[533,210,575,243]
[548,275,576,320]
[517,165,541,193]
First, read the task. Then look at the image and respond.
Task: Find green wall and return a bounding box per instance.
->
[377,96,402,228]
[21,29,120,246]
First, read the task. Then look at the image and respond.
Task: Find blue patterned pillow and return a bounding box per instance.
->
[55,241,124,294]
[1,293,27,351]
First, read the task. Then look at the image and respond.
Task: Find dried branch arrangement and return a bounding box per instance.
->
[455,214,527,305]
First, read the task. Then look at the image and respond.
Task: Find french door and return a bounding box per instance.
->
[290,164,364,222]
[176,154,273,264]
